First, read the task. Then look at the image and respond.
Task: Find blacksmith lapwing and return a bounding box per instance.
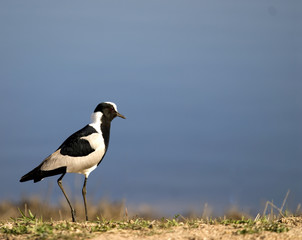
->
[20,102,125,222]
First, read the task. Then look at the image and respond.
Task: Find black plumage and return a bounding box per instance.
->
[59,125,98,157]
[20,102,125,222]
[20,165,67,183]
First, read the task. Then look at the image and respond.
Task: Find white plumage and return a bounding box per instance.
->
[20,102,125,222]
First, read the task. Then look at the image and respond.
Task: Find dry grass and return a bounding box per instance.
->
[1,210,301,240]
[0,197,125,221]
[0,196,162,222]
[0,192,301,240]
[1,189,301,221]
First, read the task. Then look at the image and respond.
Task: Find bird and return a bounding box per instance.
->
[20,102,126,222]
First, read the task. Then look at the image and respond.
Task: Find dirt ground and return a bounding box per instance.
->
[1,217,302,240]
[92,217,302,240]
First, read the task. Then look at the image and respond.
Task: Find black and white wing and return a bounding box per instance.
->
[57,125,98,157]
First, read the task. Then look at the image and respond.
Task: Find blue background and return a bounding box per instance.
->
[1,1,301,216]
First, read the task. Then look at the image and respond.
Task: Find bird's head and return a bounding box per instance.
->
[94,102,126,122]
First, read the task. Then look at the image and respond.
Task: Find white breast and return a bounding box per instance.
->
[81,133,103,150]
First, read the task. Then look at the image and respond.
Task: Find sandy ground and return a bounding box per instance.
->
[1,217,302,240]
[92,217,302,240]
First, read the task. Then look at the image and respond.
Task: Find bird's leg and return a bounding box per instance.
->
[82,177,88,221]
[57,173,76,222]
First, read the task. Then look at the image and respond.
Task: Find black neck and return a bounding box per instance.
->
[100,116,111,150]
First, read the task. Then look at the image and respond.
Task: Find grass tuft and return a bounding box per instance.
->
[0,208,294,239]
[0,191,300,239]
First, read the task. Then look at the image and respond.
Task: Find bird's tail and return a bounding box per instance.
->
[20,164,67,183]
[20,164,43,183]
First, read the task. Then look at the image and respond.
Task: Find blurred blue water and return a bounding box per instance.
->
[0,1,301,216]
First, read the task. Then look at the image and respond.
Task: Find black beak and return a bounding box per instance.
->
[116,112,126,119]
